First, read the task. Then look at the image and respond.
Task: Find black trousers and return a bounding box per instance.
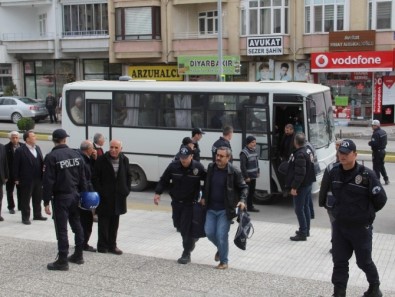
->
[52,195,84,258]
[172,200,195,255]
[6,179,20,210]
[97,214,120,251]
[47,108,57,123]
[246,179,256,209]
[80,209,94,248]
[19,179,43,221]
[372,150,388,181]
[332,221,380,290]
[0,183,3,216]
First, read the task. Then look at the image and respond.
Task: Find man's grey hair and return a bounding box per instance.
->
[217,146,232,157]
[80,140,93,151]
[294,132,306,146]
[9,131,19,138]
[93,133,103,144]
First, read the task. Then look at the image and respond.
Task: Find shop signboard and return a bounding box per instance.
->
[374,76,383,114]
[311,51,394,72]
[246,36,283,56]
[177,56,241,75]
[329,30,375,52]
[128,65,183,81]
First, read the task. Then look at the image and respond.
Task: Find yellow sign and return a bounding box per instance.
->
[128,65,183,81]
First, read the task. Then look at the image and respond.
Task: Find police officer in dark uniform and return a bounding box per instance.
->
[368,120,389,185]
[43,129,87,271]
[322,139,387,297]
[191,127,205,161]
[211,126,233,162]
[154,146,206,265]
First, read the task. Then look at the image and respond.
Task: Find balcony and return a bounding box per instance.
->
[60,31,109,53]
[2,32,55,54]
[0,0,51,6]
[113,40,163,60]
[172,32,228,56]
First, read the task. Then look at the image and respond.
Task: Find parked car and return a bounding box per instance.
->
[0,96,48,123]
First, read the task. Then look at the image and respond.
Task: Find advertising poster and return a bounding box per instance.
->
[383,76,395,105]
[274,61,292,81]
[293,61,311,81]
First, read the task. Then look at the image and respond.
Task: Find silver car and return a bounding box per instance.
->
[0,96,48,123]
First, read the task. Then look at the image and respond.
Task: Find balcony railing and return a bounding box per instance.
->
[173,31,228,39]
[2,32,54,41]
[62,30,109,38]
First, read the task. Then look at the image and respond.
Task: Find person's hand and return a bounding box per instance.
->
[290,188,298,196]
[45,205,51,215]
[200,198,206,206]
[154,194,160,205]
[237,201,246,210]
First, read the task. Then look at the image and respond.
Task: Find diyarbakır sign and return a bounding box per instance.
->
[247,36,283,56]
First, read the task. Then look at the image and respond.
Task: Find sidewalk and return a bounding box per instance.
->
[1,205,395,297]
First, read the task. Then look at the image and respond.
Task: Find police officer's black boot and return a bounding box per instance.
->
[68,247,84,265]
[332,287,346,297]
[363,283,382,297]
[47,254,69,271]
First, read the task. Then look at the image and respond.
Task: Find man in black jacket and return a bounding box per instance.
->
[321,139,387,297]
[43,129,87,271]
[4,131,22,214]
[211,126,233,162]
[45,91,57,123]
[14,131,46,224]
[368,120,389,185]
[92,139,132,255]
[285,132,316,241]
[201,146,248,269]
[154,146,206,264]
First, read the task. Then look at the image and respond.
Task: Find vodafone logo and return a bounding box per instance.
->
[315,54,329,68]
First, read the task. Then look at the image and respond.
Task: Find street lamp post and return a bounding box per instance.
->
[217,0,223,81]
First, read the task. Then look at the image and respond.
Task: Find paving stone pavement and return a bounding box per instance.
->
[0,205,395,297]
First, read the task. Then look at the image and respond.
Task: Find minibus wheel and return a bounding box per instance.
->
[130,165,148,191]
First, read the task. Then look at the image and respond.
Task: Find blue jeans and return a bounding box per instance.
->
[204,209,231,264]
[293,185,312,236]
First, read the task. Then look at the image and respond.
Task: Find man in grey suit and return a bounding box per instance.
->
[0,143,9,221]
[14,131,47,224]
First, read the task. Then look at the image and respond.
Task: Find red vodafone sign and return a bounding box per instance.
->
[311,51,393,72]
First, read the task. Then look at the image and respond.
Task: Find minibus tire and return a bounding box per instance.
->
[253,191,276,205]
[130,165,148,192]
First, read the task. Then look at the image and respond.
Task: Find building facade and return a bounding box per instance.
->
[1,0,394,121]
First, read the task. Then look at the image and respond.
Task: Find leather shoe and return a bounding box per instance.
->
[109,247,123,255]
[295,230,310,237]
[248,207,260,212]
[83,245,97,252]
[214,251,220,262]
[215,263,228,270]
[0,216,4,221]
[9,209,15,214]
[22,220,31,225]
[290,234,307,241]
[97,248,108,254]
[33,216,47,221]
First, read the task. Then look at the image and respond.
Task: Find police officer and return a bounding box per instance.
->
[211,126,233,162]
[154,146,206,265]
[191,128,205,161]
[43,129,87,271]
[368,120,389,185]
[322,139,387,297]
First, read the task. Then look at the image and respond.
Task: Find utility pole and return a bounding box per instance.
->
[217,0,223,81]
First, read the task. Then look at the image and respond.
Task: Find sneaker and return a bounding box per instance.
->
[68,253,84,265]
[363,283,382,297]
[177,253,191,264]
[295,230,310,237]
[47,257,69,271]
[214,251,220,262]
[215,263,228,270]
[290,234,307,241]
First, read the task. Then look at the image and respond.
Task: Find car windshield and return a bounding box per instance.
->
[18,97,38,104]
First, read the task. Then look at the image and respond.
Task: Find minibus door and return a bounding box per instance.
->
[86,100,111,152]
[241,106,271,199]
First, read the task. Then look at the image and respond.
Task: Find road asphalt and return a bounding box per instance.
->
[0,120,395,296]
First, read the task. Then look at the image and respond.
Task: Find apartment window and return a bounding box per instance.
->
[39,13,47,37]
[369,0,393,30]
[305,0,345,33]
[241,0,289,36]
[63,3,108,36]
[0,64,13,95]
[199,11,218,35]
[83,59,122,80]
[115,6,161,40]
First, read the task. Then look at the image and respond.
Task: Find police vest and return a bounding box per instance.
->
[241,147,259,179]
